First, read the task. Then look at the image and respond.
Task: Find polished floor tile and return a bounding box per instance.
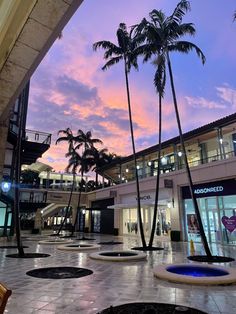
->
[1,233,236,314]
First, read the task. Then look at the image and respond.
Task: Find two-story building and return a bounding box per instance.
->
[84,113,236,246]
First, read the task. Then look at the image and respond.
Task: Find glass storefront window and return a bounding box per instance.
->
[185,194,236,245]
[184,199,202,242]
[220,195,236,244]
[123,208,138,234]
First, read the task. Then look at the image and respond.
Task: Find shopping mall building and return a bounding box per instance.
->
[86,113,236,246]
[0,0,235,247]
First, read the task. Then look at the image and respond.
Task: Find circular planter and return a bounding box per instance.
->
[26,266,93,279]
[132,246,164,251]
[187,255,235,263]
[153,263,236,285]
[98,241,123,245]
[38,239,74,245]
[57,243,101,251]
[89,250,146,262]
[0,245,28,249]
[98,302,207,314]
[6,253,50,258]
[24,237,49,241]
[76,237,95,241]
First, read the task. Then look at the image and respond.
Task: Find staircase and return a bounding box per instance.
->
[41,203,67,219]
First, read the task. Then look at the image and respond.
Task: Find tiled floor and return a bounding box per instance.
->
[1,233,236,314]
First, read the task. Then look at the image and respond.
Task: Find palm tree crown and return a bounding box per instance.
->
[134,0,205,80]
[93,23,143,72]
[74,130,103,151]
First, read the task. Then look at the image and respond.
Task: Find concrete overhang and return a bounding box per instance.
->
[0,0,83,119]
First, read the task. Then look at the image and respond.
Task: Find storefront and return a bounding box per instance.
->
[0,200,13,237]
[89,198,114,234]
[111,189,172,237]
[182,179,236,245]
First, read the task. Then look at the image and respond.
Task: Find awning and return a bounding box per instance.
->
[108,199,170,209]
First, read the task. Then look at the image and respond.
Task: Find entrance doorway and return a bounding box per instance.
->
[91,210,101,233]
[207,209,221,243]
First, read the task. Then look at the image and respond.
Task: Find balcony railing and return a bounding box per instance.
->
[113,151,236,184]
[9,123,51,145]
[25,129,51,145]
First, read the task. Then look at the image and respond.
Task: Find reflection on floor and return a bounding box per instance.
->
[0,232,236,314]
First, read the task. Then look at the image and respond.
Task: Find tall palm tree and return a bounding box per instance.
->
[70,149,94,236]
[93,23,147,248]
[90,147,110,186]
[55,128,76,235]
[149,58,166,247]
[56,148,77,235]
[137,0,211,257]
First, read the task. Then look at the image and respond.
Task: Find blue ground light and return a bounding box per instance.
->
[167,265,229,277]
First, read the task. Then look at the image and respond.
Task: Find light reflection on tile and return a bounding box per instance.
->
[0,233,236,314]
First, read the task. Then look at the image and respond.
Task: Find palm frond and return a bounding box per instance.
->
[149,9,166,26]
[55,136,70,145]
[170,0,191,24]
[153,54,166,97]
[117,24,130,51]
[93,40,120,52]
[102,56,123,71]
[233,11,236,21]
[131,18,149,35]
[168,41,206,64]
[174,23,196,37]
[57,128,73,136]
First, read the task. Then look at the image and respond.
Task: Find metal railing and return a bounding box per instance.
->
[24,129,51,145]
[9,123,51,145]
[112,151,236,184]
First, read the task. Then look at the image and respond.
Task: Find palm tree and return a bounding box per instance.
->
[56,148,77,235]
[136,0,212,257]
[234,11,236,21]
[55,128,76,235]
[90,147,110,186]
[20,170,39,186]
[74,130,103,151]
[149,58,166,248]
[56,128,75,151]
[93,23,147,248]
[69,149,94,236]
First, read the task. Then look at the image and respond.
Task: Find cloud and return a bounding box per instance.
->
[185,96,227,109]
[216,85,236,108]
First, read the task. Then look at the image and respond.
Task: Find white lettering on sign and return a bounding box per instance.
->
[194,186,224,194]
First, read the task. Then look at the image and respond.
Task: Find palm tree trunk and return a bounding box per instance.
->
[149,93,162,247]
[57,173,75,235]
[71,172,83,236]
[167,52,212,257]
[124,57,146,248]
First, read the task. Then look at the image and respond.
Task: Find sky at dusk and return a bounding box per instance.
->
[27,0,236,172]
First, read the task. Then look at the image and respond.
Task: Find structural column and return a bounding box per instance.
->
[0,108,10,180]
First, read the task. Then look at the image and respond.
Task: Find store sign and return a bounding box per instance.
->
[194,186,223,195]
[182,179,236,199]
[221,216,236,233]
[136,195,151,201]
